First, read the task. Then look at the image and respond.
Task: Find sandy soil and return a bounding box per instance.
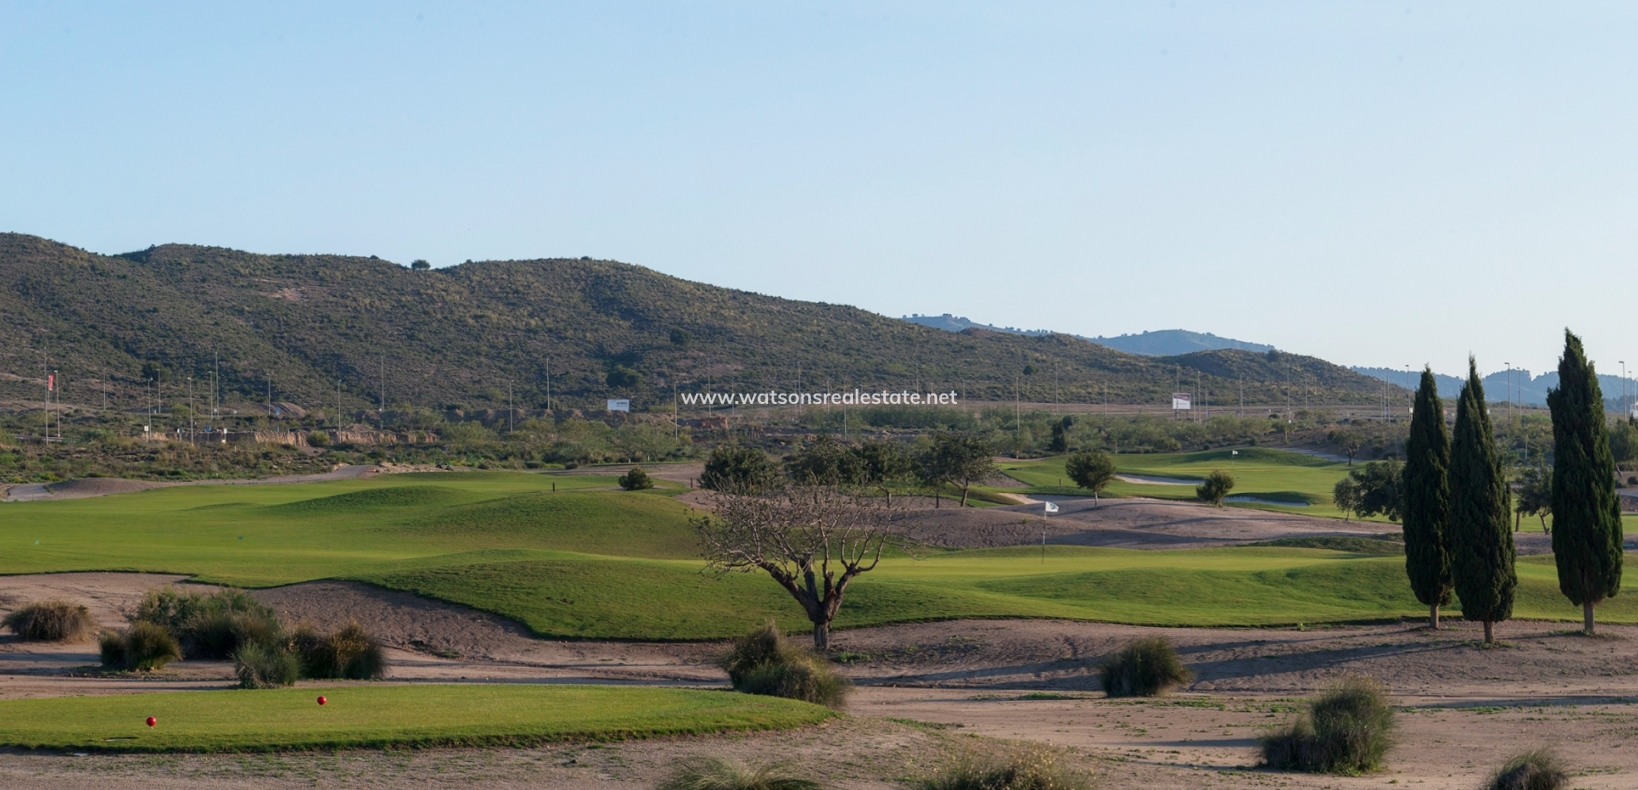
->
[4,576,1636,787]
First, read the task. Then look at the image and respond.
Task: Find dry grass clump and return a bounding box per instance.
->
[1096,637,1193,697]
[291,620,386,680]
[135,588,281,660]
[2,599,96,642]
[1260,676,1395,775]
[656,756,820,790]
[100,621,183,671]
[233,641,302,689]
[917,745,1095,790]
[720,622,850,708]
[1484,749,1569,790]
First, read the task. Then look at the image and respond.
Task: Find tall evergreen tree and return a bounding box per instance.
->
[1547,330,1624,634]
[1403,368,1453,628]
[1449,358,1516,644]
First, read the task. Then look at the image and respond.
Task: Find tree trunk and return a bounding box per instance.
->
[1483,620,1494,644]
[1429,604,1439,630]
[1514,512,1520,532]
[812,620,829,652]
[1584,601,1596,635]
[960,485,970,507]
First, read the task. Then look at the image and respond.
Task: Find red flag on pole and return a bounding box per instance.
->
[48,374,54,392]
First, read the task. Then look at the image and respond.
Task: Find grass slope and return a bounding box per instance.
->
[0,686,829,752]
[999,448,1355,517]
[5,468,1633,638]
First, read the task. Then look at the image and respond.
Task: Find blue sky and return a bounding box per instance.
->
[3,2,1636,379]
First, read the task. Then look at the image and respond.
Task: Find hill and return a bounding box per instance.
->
[0,233,1398,415]
[1352,365,1637,412]
[901,316,1276,357]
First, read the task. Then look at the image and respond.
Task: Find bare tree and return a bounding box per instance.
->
[693,484,912,651]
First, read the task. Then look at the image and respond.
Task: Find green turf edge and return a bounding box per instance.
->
[0,686,834,754]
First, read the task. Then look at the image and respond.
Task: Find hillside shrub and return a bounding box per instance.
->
[917,745,1094,790]
[657,756,818,790]
[2,599,96,641]
[1261,676,1395,775]
[101,622,183,671]
[618,466,654,490]
[234,641,302,688]
[292,620,386,680]
[721,622,849,708]
[135,588,281,659]
[1098,637,1193,697]
[1484,749,1568,790]
[307,430,330,447]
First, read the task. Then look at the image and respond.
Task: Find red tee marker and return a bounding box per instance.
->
[317,695,327,706]
[145,717,157,727]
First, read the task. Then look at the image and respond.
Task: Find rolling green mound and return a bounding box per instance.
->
[3,467,1633,637]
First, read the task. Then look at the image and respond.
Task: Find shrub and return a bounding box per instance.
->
[1195,469,1235,507]
[657,756,818,790]
[2,599,96,641]
[307,430,330,447]
[618,466,654,490]
[1260,676,1395,775]
[1485,749,1568,790]
[720,623,850,708]
[292,620,386,680]
[101,622,183,671]
[234,641,302,689]
[1097,637,1193,697]
[918,746,1095,790]
[135,588,281,659]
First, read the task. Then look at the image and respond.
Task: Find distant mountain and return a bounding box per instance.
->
[901,315,1274,356]
[1083,329,1275,356]
[0,233,1401,413]
[1352,366,1638,413]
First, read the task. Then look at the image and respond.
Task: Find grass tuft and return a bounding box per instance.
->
[101,622,183,671]
[233,642,301,689]
[291,620,386,680]
[917,745,1095,790]
[1097,636,1193,697]
[135,588,282,660]
[721,623,850,708]
[656,756,820,790]
[2,599,96,642]
[1260,675,1395,775]
[1485,748,1569,790]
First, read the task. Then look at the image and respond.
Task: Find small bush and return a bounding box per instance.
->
[1485,749,1568,790]
[2,599,96,642]
[1260,676,1395,775]
[234,641,302,689]
[293,620,386,680]
[101,622,183,671]
[720,623,850,708]
[135,588,281,660]
[657,756,819,790]
[618,466,654,490]
[307,430,330,447]
[918,746,1095,790]
[1097,637,1193,697]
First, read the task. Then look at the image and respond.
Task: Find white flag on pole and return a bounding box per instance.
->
[1231,450,1239,456]
[1043,502,1059,514]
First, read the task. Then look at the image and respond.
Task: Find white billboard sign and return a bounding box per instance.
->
[1171,392,1192,410]
[606,399,631,412]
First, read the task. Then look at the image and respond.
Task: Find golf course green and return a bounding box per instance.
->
[1,457,1630,639]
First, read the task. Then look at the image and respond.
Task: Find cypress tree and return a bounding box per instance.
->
[1449,358,1516,644]
[1402,368,1453,628]
[1547,330,1623,634]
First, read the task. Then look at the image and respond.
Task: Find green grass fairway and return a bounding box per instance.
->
[999,448,1358,517]
[1,472,696,586]
[4,468,1634,639]
[0,685,830,752]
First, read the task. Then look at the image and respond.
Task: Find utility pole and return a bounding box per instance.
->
[508,380,514,433]
[187,375,195,445]
[379,353,386,429]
